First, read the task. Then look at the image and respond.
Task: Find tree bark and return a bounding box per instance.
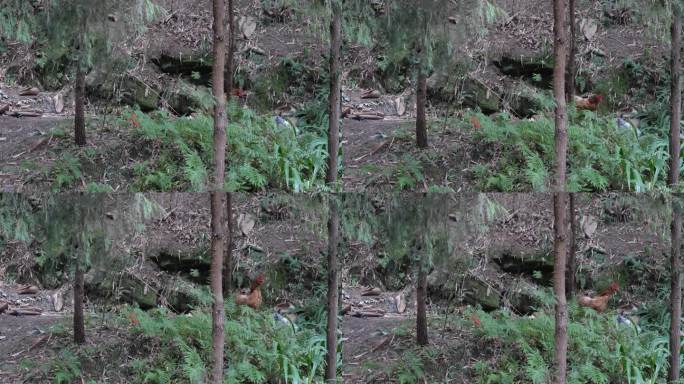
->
[416,70,428,149]
[553,0,568,191]
[670,198,682,383]
[326,0,343,184]
[210,0,227,380]
[212,0,227,191]
[210,193,225,383]
[565,193,577,298]
[416,259,429,346]
[669,7,682,383]
[224,0,235,100]
[325,196,339,382]
[553,1,568,380]
[670,3,682,188]
[73,259,86,344]
[223,192,233,296]
[565,0,576,102]
[74,12,87,147]
[553,192,568,384]
[74,66,86,146]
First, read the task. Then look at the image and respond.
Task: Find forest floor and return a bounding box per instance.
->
[0,0,663,193]
[342,285,478,383]
[0,283,66,382]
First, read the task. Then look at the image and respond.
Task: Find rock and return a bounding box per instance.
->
[164,80,209,115]
[427,71,501,114]
[151,247,211,276]
[490,245,554,282]
[118,276,158,309]
[120,76,160,111]
[505,278,545,315]
[461,78,501,114]
[86,71,160,112]
[462,277,500,310]
[503,80,549,118]
[152,52,213,83]
[165,279,202,313]
[493,52,554,81]
[239,16,257,39]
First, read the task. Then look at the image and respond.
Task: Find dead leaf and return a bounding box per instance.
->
[238,213,256,236]
[29,334,50,350]
[51,291,64,312]
[395,96,406,116]
[580,215,598,238]
[394,293,406,314]
[19,87,40,96]
[361,287,382,296]
[53,94,64,114]
[17,285,39,295]
[0,301,8,314]
[240,16,257,39]
[580,18,598,41]
[361,89,381,99]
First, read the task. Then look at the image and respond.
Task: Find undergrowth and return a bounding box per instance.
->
[126,300,334,383]
[127,102,330,192]
[471,303,679,384]
[471,109,674,192]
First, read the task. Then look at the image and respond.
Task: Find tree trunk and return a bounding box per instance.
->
[565,193,577,298]
[326,0,343,185]
[565,0,576,102]
[553,1,568,380]
[416,70,428,149]
[210,193,225,383]
[74,66,86,147]
[670,199,682,383]
[670,3,682,188]
[223,192,233,296]
[224,0,235,100]
[73,259,86,344]
[553,0,568,191]
[416,259,429,346]
[212,0,227,190]
[210,0,227,380]
[553,192,568,384]
[325,196,339,382]
[669,7,682,383]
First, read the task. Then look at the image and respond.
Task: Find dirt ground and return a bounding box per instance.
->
[0,283,67,381]
[0,0,663,193]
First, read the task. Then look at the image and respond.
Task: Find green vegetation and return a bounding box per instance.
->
[125,103,329,192]
[126,302,331,383]
[471,110,670,192]
[471,301,676,384]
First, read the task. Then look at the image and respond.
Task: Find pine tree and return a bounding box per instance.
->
[552,0,569,382]
[209,0,228,380]
[325,195,340,382]
[669,4,682,382]
[39,0,157,146]
[378,0,453,149]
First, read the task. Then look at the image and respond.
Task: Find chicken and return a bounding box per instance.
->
[578,281,619,313]
[470,115,482,130]
[235,274,265,309]
[574,94,604,111]
[231,88,248,99]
